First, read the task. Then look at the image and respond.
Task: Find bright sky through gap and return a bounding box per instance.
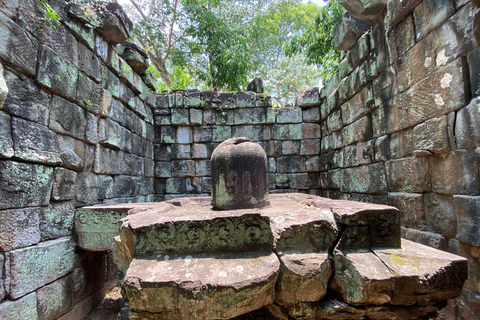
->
[117,0,327,6]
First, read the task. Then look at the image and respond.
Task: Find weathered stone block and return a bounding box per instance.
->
[275,252,332,305]
[36,275,72,320]
[195,160,211,177]
[40,202,75,241]
[302,106,320,123]
[77,73,101,113]
[430,150,480,195]
[0,11,38,77]
[0,111,14,159]
[105,69,119,98]
[276,107,302,124]
[273,124,302,140]
[305,156,320,172]
[65,17,95,51]
[236,91,254,108]
[160,126,175,144]
[333,249,394,305]
[423,193,456,239]
[333,12,371,50]
[233,108,266,125]
[301,139,320,156]
[455,97,480,148]
[171,160,195,177]
[374,135,390,161]
[373,239,467,305]
[0,292,37,320]
[124,252,279,319]
[388,193,426,230]
[37,45,78,100]
[281,141,300,155]
[339,0,388,23]
[386,0,423,27]
[302,123,321,139]
[154,162,171,178]
[342,116,372,145]
[171,108,189,125]
[0,161,53,210]
[75,172,99,207]
[57,135,87,171]
[296,87,319,107]
[454,195,480,246]
[413,115,450,155]
[386,157,431,192]
[189,108,203,125]
[0,207,40,251]
[12,117,61,165]
[95,3,131,44]
[342,141,373,167]
[193,126,213,142]
[413,0,455,41]
[191,144,209,159]
[2,69,50,125]
[49,95,86,140]
[341,162,387,193]
[457,288,480,320]
[120,42,148,75]
[173,144,190,159]
[232,125,271,141]
[343,85,374,126]
[166,178,186,193]
[154,144,172,161]
[8,237,75,299]
[277,156,305,173]
[176,126,192,144]
[388,14,416,60]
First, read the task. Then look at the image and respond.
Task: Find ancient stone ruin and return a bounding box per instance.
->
[0,0,480,319]
[77,140,467,319]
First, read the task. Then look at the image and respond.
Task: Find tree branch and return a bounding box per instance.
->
[129,0,148,21]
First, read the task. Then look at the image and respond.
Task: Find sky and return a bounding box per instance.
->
[117,0,327,6]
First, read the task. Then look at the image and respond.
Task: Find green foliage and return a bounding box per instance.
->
[286,0,344,80]
[38,0,60,28]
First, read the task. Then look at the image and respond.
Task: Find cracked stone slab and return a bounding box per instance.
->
[332,249,394,305]
[124,251,280,320]
[373,239,468,305]
[275,250,332,305]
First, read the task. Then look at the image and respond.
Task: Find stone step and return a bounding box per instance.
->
[332,239,467,307]
[123,251,280,320]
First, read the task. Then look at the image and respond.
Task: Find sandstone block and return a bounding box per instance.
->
[0,11,38,76]
[50,95,86,140]
[388,193,425,230]
[233,108,266,125]
[374,135,390,161]
[36,275,72,320]
[341,162,388,194]
[424,193,456,239]
[413,115,450,155]
[275,252,332,305]
[373,239,467,305]
[57,135,86,171]
[195,160,211,177]
[160,126,175,144]
[342,141,373,167]
[455,97,480,148]
[95,2,132,44]
[166,178,187,194]
[176,126,192,144]
[189,108,203,125]
[120,42,148,75]
[277,156,305,173]
[413,0,455,41]
[172,108,189,125]
[301,139,320,156]
[333,12,371,50]
[193,126,213,142]
[0,292,37,320]
[12,117,62,165]
[0,111,14,159]
[2,69,50,125]
[173,144,190,159]
[65,17,95,51]
[302,123,321,139]
[430,150,480,195]
[40,202,75,241]
[8,237,75,299]
[389,129,414,159]
[0,207,40,251]
[37,45,78,100]
[302,106,320,123]
[457,288,480,320]
[386,0,423,27]
[385,157,431,192]
[454,195,480,246]
[77,73,101,113]
[339,0,388,23]
[296,87,319,107]
[0,161,53,210]
[276,107,302,124]
[343,84,374,126]
[235,91,254,108]
[388,14,415,60]
[191,144,210,159]
[232,125,271,141]
[124,252,279,319]
[333,249,394,305]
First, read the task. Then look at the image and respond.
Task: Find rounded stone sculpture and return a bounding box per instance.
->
[211,137,269,210]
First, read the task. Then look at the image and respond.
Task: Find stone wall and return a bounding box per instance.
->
[318,0,480,318]
[0,1,155,318]
[152,89,321,200]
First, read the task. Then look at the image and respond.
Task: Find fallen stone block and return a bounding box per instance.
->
[124,252,280,320]
[333,12,371,51]
[373,239,468,305]
[339,0,388,23]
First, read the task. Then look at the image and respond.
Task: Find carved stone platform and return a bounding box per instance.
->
[75,193,468,319]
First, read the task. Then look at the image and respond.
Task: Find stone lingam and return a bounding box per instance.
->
[75,138,467,320]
